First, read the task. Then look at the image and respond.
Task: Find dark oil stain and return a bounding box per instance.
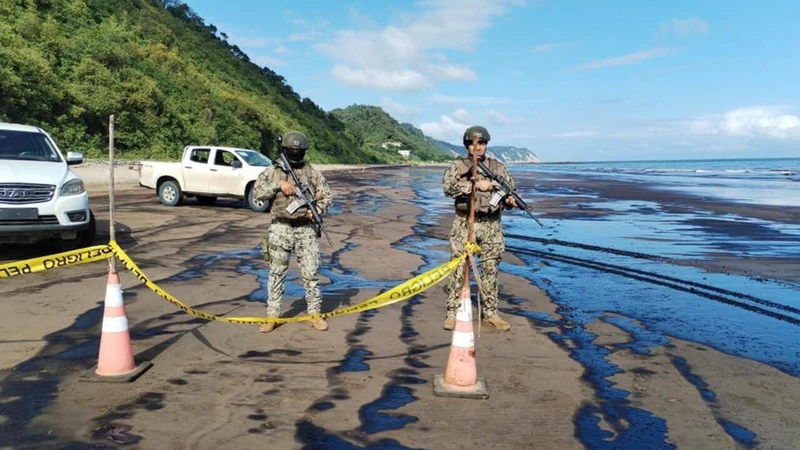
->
[239,349,302,358]
[604,316,670,355]
[358,385,418,435]
[295,419,420,450]
[248,414,268,421]
[184,369,208,375]
[310,402,335,411]
[166,378,188,386]
[716,418,758,449]
[672,357,758,444]
[576,404,674,450]
[254,375,283,383]
[91,423,142,446]
[335,348,372,373]
[262,389,280,396]
[672,357,716,402]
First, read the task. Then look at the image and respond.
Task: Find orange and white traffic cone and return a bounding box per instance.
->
[433,285,489,399]
[82,271,152,382]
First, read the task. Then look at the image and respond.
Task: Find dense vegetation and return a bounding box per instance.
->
[0,0,396,163]
[331,105,452,163]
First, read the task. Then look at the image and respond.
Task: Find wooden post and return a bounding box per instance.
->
[108,115,116,273]
[461,140,479,291]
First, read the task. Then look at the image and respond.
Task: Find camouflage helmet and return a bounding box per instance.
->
[462,125,491,148]
[279,130,309,150]
[279,130,309,165]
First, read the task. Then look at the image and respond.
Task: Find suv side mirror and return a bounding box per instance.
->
[66,151,84,166]
[231,159,242,169]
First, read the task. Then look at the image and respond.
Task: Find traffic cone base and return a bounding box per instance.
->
[80,271,152,383]
[433,286,489,400]
[433,374,489,399]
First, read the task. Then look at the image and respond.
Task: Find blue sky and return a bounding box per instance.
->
[183,0,800,162]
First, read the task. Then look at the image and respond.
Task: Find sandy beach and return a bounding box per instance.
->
[1,165,798,449]
[69,159,413,191]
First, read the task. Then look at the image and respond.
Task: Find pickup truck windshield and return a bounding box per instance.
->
[0,130,61,162]
[236,150,271,167]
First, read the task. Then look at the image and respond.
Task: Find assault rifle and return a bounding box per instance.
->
[476,160,544,228]
[274,152,333,245]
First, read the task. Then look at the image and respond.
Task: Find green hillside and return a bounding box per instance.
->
[0,0,389,163]
[331,105,453,163]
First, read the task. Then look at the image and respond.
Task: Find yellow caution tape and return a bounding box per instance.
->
[110,240,480,324]
[0,244,113,279]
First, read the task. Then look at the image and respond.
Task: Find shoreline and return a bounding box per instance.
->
[71,160,449,191]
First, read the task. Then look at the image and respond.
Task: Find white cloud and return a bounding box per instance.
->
[274,45,290,54]
[660,17,710,38]
[315,0,524,91]
[487,109,508,124]
[689,107,800,140]
[381,97,415,117]
[419,114,470,141]
[452,108,470,122]
[431,94,513,105]
[573,47,675,71]
[331,65,430,91]
[426,64,477,81]
[253,55,286,68]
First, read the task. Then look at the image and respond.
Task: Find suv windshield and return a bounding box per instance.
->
[236,150,271,167]
[0,130,61,162]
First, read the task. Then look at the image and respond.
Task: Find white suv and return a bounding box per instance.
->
[0,122,95,247]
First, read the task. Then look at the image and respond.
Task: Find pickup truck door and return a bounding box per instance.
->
[184,148,211,192]
[209,149,244,195]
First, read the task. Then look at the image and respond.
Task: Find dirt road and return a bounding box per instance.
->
[1,168,798,449]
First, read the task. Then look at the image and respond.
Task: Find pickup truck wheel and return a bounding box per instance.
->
[196,195,217,206]
[247,186,270,213]
[158,180,183,206]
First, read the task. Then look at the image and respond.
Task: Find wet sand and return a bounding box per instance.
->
[0,166,798,449]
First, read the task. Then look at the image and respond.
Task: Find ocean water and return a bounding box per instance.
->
[410,158,800,376]
[521,157,800,207]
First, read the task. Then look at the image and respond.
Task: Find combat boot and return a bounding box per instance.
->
[259,322,276,333]
[310,318,328,331]
[442,314,456,330]
[483,314,511,331]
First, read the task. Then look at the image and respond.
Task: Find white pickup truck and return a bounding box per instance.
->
[138,146,272,212]
[0,122,95,247]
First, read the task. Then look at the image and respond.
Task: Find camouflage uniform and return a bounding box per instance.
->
[442,156,515,319]
[253,162,333,317]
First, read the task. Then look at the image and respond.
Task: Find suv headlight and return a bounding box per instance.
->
[61,179,86,196]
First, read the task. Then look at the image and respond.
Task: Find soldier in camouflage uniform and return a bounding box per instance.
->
[442,125,517,331]
[253,131,333,333]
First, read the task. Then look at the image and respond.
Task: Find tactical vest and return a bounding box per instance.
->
[454,157,502,215]
[270,163,317,221]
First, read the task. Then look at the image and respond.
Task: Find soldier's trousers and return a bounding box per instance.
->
[263,222,322,316]
[446,215,505,317]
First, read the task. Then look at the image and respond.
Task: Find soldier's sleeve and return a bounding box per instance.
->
[253,167,279,202]
[311,168,333,214]
[442,162,472,198]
